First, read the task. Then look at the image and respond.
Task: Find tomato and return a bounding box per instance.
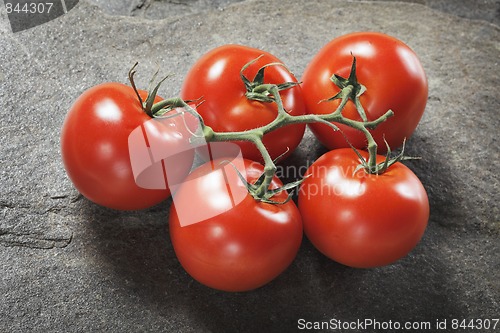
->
[301,32,428,152]
[181,44,306,162]
[61,83,194,210]
[169,157,303,291]
[298,149,429,268]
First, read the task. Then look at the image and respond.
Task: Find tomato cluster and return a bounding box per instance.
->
[61,32,430,292]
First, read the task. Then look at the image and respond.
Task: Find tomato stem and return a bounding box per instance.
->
[145,56,394,202]
[128,62,147,114]
[199,84,392,191]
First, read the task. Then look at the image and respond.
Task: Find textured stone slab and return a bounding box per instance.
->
[85,0,245,19]
[0,0,498,332]
[86,0,500,26]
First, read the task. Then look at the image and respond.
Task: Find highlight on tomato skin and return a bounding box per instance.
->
[169,157,303,292]
[298,148,429,268]
[301,32,428,153]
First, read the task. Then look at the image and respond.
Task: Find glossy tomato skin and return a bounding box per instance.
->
[169,159,303,292]
[301,32,428,152]
[61,83,193,210]
[298,149,429,268]
[181,44,306,162]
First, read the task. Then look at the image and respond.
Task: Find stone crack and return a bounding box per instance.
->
[0,230,73,249]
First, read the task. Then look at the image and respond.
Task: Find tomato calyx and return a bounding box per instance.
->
[128,63,207,131]
[352,138,420,175]
[322,56,368,121]
[224,148,306,204]
[240,55,300,103]
[229,161,305,204]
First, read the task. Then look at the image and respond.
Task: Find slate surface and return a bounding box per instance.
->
[0,0,499,332]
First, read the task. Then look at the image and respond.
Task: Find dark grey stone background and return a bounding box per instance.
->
[0,0,498,332]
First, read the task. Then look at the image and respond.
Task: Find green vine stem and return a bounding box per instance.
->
[202,84,393,191]
[132,57,396,202]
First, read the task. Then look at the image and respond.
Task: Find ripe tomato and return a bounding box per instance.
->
[181,44,306,162]
[298,149,429,268]
[301,32,428,152]
[169,158,303,291]
[61,83,194,210]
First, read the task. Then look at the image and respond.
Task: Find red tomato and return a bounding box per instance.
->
[169,158,303,291]
[181,44,306,162]
[61,83,194,210]
[301,32,428,152]
[298,149,429,268]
